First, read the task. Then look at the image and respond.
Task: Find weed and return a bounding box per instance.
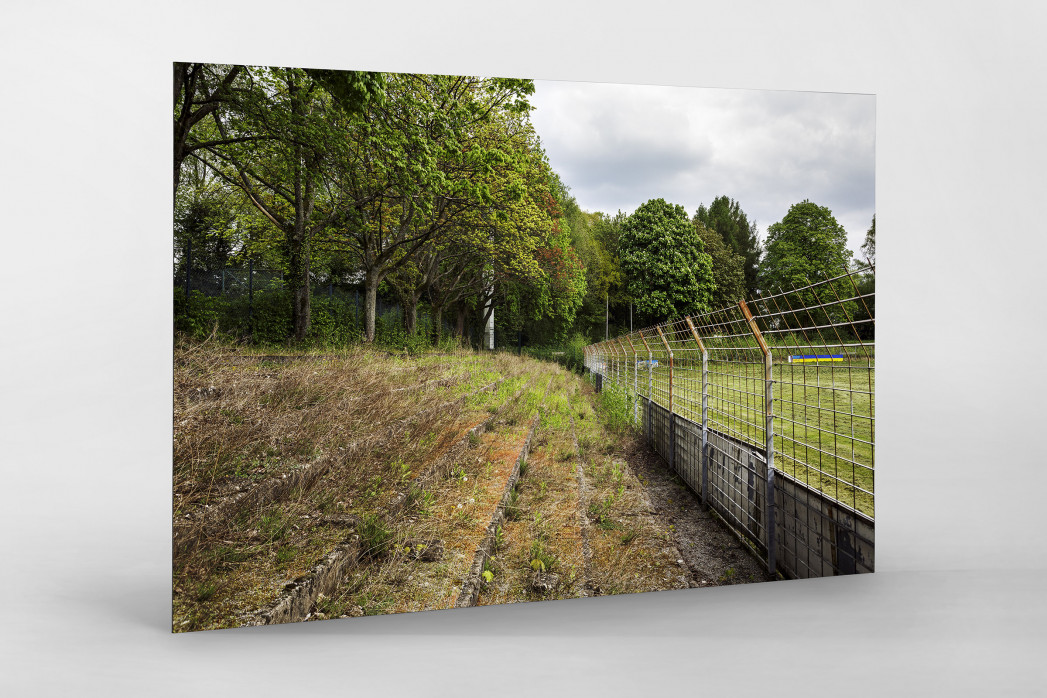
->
[315,593,348,618]
[494,525,505,550]
[212,545,251,569]
[195,579,218,603]
[620,529,639,545]
[275,546,295,565]
[364,475,384,500]
[718,567,737,584]
[358,513,392,559]
[505,487,521,521]
[529,541,557,573]
[407,485,435,516]
[390,458,410,484]
[453,505,473,526]
[468,431,481,447]
[518,458,529,478]
[316,488,338,513]
[259,508,290,542]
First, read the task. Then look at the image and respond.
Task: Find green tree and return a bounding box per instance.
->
[619,199,714,324]
[760,200,853,292]
[319,73,535,343]
[694,195,762,298]
[760,200,855,336]
[173,63,246,196]
[861,214,875,267]
[693,218,745,309]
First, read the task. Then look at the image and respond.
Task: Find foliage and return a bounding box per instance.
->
[760,199,853,294]
[619,199,714,324]
[861,215,875,267]
[693,220,746,309]
[694,195,762,298]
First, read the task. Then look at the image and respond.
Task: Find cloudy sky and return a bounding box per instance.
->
[529,80,875,258]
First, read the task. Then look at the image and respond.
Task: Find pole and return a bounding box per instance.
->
[638,331,653,446]
[626,335,639,425]
[655,325,675,470]
[685,316,709,504]
[739,299,776,577]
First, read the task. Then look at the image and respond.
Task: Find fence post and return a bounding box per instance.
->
[638,331,653,443]
[614,338,628,399]
[626,335,639,425]
[655,325,675,471]
[739,299,776,577]
[684,316,709,504]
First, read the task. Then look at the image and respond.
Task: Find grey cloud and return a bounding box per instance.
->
[530,80,875,255]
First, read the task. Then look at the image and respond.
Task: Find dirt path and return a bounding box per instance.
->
[624,438,769,587]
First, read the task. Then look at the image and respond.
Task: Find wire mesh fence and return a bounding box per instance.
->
[584,265,875,579]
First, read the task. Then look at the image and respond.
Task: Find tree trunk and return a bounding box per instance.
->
[431,304,443,344]
[288,221,311,341]
[404,301,418,337]
[363,270,379,343]
[455,305,466,340]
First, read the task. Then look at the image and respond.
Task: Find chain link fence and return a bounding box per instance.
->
[585,266,875,579]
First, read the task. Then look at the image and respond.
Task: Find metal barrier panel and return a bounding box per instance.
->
[704,428,768,553]
[774,471,875,577]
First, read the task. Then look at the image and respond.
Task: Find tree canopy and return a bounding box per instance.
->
[619,198,714,324]
[760,199,852,294]
[694,195,761,298]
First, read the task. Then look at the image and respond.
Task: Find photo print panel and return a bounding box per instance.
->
[172,63,875,632]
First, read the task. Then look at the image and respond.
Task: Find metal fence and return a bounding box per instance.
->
[584,266,875,579]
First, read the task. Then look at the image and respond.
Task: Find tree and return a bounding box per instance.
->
[760,200,855,336]
[760,200,852,292]
[619,198,714,324]
[317,73,536,343]
[693,218,745,309]
[861,215,875,267]
[694,195,762,298]
[174,63,248,196]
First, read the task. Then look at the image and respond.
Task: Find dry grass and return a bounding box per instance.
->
[173,338,696,631]
[303,369,559,619]
[172,337,539,631]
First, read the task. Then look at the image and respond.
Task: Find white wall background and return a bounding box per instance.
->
[1,1,1044,695]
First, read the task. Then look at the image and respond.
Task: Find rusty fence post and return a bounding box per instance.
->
[685,316,709,505]
[739,299,776,577]
[626,335,639,425]
[655,325,675,471]
[638,330,653,443]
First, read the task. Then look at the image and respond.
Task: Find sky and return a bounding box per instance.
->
[528,80,876,259]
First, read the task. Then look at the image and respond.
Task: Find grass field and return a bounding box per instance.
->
[599,357,874,518]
